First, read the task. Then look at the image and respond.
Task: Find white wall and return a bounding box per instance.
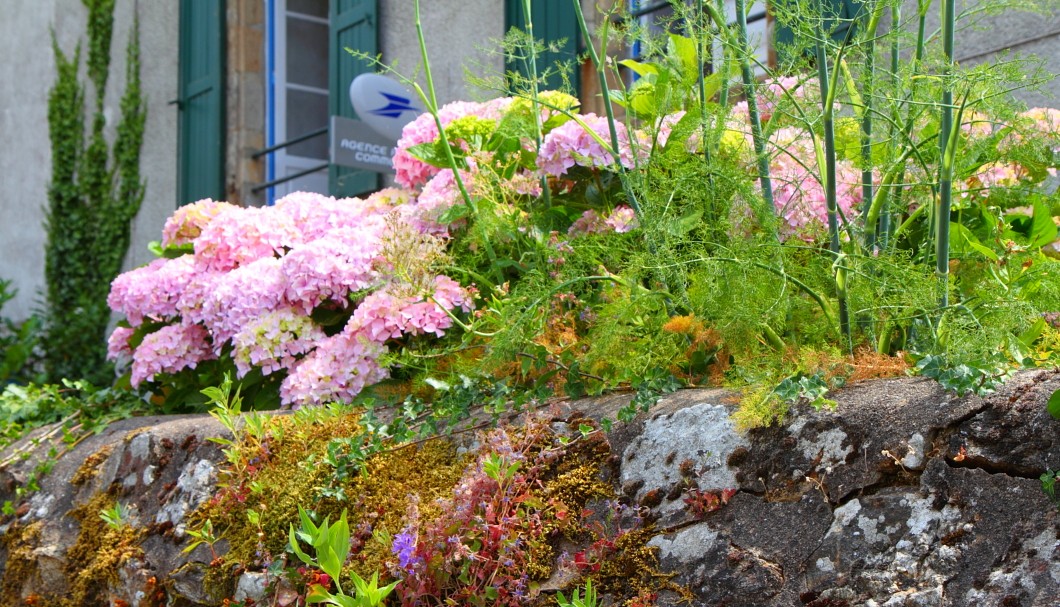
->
[379,0,506,104]
[0,0,178,321]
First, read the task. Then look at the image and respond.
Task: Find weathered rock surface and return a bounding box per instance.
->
[1,371,1057,606]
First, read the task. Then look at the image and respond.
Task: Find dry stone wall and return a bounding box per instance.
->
[1,371,1057,606]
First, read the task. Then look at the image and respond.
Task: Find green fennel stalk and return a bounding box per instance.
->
[936,0,956,308]
[814,0,851,343]
[520,0,553,210]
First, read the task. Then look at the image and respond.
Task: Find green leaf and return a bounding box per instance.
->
[668,208,703,236]
[667,34,699,83]
[288,524,314,567]
[1029,201,1058,248]
[306,584,334,603]
[950,222,999,261]
[318,544,343,581]
[330,510,351,565]
[618,59,659,78]
[1048,389,1060,420]
[437,202,472,224]
[1019,317,1047,348]
[405,142,454,169]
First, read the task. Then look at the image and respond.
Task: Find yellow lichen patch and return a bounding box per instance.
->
[0,521,44,606]
[71,445,113,486]
[61,492,144,607]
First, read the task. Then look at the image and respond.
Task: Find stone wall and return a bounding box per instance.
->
[1,371,1056,606]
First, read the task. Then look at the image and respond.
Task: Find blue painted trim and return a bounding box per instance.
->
[265,0,276,205]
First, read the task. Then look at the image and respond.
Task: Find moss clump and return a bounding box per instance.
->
[595,527,690,604]
[191,407,467,591]
[70,444,113,486]
[61,491,143,607]
[0,521,44,605]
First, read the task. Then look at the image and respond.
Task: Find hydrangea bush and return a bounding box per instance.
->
[107,192,472,407]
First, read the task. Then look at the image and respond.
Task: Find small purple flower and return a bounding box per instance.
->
[391,531,422,573]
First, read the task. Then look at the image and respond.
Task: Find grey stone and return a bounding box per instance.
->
[0,372,1057,606]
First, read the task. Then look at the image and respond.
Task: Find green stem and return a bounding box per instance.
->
[761,323,786,351]
[814,0,850,342]
[570,0,643,217]
[880,3,901,250]
[695,0,713,173]
[876,319,894,354]
[860,6,884,250]
[413,0,501,283]
[732,0,774,218]
[520,0,553,210]
[715,0,731,111]
[864,144,918,247]
[710,257,839,335]
[890,202,927,245]
[937,0,956,309]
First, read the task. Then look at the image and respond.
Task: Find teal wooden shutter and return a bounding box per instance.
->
[504,0,580,94]
[329,0,379,197]
[774,0,860,61]
[177,0,226,205]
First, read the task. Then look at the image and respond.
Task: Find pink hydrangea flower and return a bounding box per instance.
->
[758,76,821,123]
[568,210,608,235]
[605,205,638,233]
[964,161,1027,197]
[193,205,304,272]
[161,199,238,248]
[106,327,136,360]
[537,114,643,176]
[393,99,513,189]
[281,226,384,312]
[279,327,389,407]
[108,256,197,326]
[199,257,287,347]
[130,323,215,386]
[569,205,639,236]
[403,169,473,236]
[231,307,326,377]
[768,127,865,241]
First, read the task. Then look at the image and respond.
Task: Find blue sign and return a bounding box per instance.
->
[349,73,424,141]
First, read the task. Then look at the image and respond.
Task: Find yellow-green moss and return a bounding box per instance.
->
[0,521,44,606]
[71,445,113,486]
[191,408,468,589]
[61,491,144,607]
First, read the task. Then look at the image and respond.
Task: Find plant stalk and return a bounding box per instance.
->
[936,0,956,309]
[732,0,775,218]
[814,0,851,343]
[520,0,553,210]
[570,0,643,217]
[880,3,901,250]
[860,5,884,250]
[413,0,501,283]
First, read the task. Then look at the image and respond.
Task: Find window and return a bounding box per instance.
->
[630,0,771,79]
[265,0,331,203]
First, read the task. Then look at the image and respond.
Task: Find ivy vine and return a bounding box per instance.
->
[44,1,145,384]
